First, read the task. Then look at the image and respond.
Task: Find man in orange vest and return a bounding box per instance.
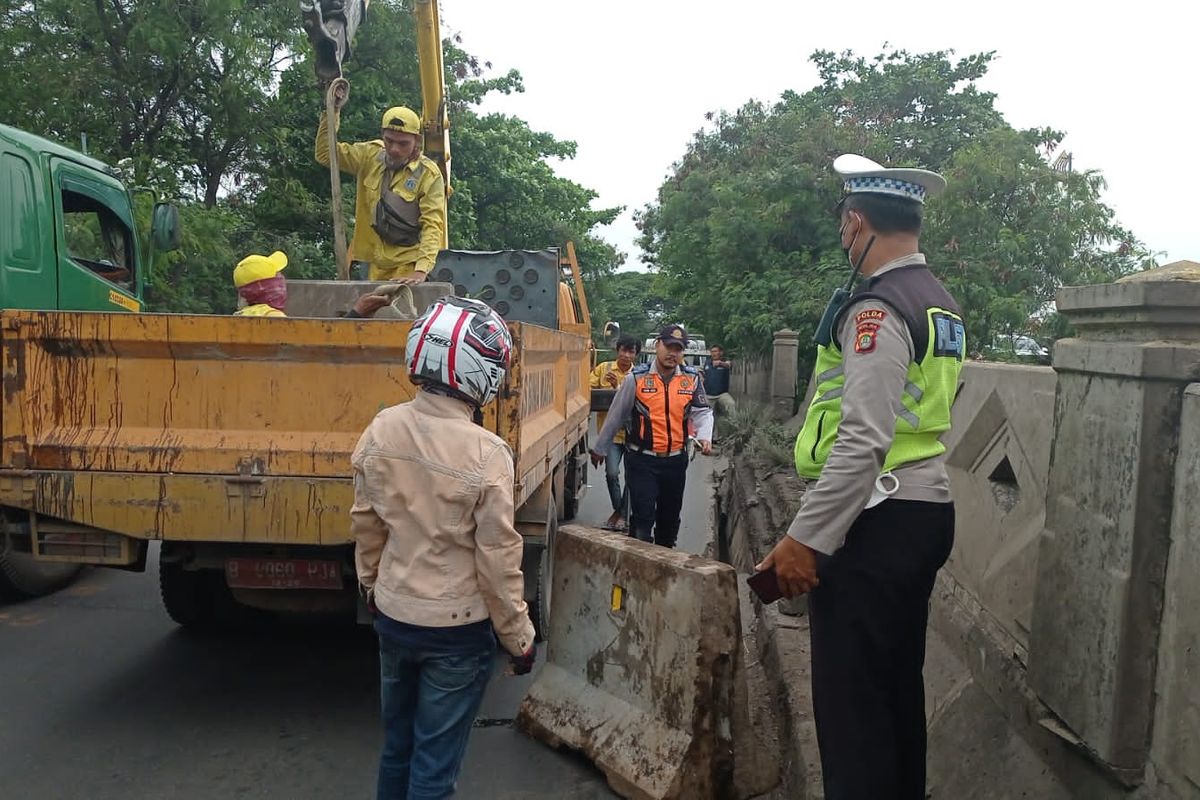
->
[591,325,714,548]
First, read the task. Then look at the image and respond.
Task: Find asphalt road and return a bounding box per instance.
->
[0,447,723,800]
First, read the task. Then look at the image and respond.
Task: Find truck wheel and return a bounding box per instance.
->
[159,562,214,628]
[561,440,586,521]
[530,497,558,642]
[0,551,83,600]
[562,460,579,522]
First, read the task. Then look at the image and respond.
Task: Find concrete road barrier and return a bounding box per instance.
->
[516,525,740,800]
[285,280,453,318]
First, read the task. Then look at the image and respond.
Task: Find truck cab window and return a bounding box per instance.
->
[62,190,134,287]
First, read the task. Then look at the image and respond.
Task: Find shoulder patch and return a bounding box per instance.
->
[854,320,881,354]
[855,308,888,324]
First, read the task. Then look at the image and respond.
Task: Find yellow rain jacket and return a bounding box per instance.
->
[315,113,446,281]
[235,304,286,318]
[590,360,634,444]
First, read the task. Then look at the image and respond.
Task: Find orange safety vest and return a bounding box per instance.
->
[625,363,701,455]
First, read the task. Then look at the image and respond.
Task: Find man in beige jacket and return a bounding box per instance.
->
[351,296,534,800]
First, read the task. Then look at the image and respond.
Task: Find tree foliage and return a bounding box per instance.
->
[638,48,1151,359]
[0,0,621,315]
[588,270,679,344]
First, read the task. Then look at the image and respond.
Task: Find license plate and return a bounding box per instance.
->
[225,558,343,590]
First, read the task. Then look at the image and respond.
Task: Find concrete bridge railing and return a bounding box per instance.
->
[930,260,1200,798]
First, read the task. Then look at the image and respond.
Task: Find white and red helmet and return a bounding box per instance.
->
[407,296,513,406]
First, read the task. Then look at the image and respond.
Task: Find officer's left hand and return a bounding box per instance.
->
[697,439,713,456]
[395,270,427,285]
[590,450,605,469]
[756,536,819,598]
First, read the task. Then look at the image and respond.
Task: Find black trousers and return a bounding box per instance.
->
[623,451,688,548]
[808,499,955,800]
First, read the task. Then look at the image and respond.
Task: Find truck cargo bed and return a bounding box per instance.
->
[0,311,589,546]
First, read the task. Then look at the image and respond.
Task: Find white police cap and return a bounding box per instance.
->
[834,154,946,204]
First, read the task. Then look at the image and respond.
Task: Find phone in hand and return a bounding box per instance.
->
[747,567,783,604]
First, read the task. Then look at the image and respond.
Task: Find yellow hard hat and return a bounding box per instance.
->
[233,251,287,288]
[380,106,421,136]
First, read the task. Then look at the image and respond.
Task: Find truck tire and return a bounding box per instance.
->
[529,496,558,642]
[0,551,83,600]
[159,561,217,629]
[562,457,580,522]
[561,439,588,521]
[159,561,253,631]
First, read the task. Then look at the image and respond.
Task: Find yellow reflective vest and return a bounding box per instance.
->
[794,264,965,478]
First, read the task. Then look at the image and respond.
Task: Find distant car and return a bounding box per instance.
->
[991,334,1050,362]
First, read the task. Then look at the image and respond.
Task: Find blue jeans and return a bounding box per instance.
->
[605,441,629,513]
[376,636,493,800]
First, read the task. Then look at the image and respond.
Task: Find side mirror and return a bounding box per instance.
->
[151,202,181,252]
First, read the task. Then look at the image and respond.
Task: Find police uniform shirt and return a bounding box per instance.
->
[786,253,953,555]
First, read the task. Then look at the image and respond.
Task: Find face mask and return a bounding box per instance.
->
[839,219,855,264]
[840,213,876,277]
[239,275,288,311]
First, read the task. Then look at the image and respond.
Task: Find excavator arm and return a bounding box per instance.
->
[414,0,451,247]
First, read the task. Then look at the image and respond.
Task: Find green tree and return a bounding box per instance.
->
[639,47,1151,362]
[589,270,679,343]
[0,0,298,201]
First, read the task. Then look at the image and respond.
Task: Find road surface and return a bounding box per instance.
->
[0,446,722,799]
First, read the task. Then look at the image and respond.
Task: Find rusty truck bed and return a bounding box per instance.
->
[0,311,588,546]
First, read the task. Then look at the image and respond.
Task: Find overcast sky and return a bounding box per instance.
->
[440,0,1193,270]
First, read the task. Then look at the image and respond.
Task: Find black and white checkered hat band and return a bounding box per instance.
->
[844,176,927,203]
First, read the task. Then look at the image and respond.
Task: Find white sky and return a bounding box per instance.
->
[441,0,1194,270]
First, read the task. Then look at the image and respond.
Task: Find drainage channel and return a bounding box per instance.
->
[473,717,514,729]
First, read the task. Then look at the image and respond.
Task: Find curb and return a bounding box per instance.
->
[717,458,824,799]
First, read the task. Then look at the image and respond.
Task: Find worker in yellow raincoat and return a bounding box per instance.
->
[233,251,290,317]
[232,251,391,318]
[315,103,446,283]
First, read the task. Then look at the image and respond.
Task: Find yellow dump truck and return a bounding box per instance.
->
[0,248,591,634]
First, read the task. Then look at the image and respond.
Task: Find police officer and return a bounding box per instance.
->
[756,154,965,800]
[591,325,714,548]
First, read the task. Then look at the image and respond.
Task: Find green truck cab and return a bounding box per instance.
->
[0,123,177,598]
[0,122,179,314]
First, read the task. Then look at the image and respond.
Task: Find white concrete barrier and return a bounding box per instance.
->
[517,526,740,800]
